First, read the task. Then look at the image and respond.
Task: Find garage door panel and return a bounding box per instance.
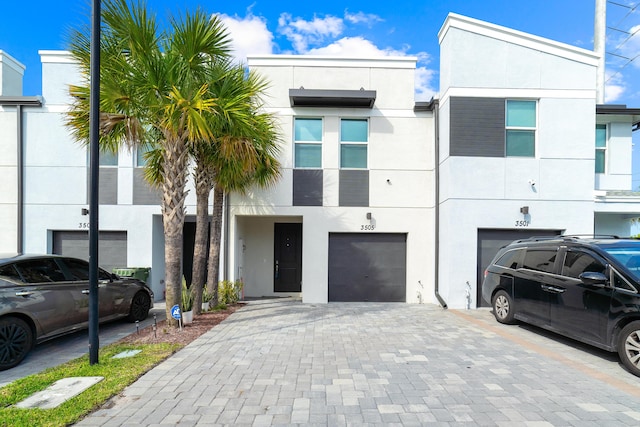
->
[328,233,406,302]
[52,231,127,274]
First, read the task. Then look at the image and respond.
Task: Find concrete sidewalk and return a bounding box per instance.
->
[76,299,640,426]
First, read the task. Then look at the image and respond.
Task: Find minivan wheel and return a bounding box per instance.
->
[492,290,516,324]
[618,321,640,377]
[0,317,33,371]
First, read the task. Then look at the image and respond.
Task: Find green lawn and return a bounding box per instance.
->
[0,342,182,427]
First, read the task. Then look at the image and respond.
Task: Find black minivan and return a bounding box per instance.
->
[482,236,640,376]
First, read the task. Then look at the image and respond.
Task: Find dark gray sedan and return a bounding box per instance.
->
[0,254,153,370]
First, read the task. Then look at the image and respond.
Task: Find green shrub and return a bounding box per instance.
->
[219,280,244,305]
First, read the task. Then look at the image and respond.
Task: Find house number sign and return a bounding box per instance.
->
[515,220,530,227]
[360,224,376,230]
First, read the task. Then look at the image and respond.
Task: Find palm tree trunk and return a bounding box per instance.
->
[191,163,213,314]
[162,138,189,327]
[206,185,224,306]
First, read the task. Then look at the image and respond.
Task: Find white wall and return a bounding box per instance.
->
[438,14,599,308]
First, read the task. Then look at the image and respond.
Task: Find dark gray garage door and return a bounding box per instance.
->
[52,231,127,273]
[328,233,406,302]
[477,228,562,307]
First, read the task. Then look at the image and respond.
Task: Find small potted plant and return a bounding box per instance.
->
[202,286,213,312]
[181,278,194,324]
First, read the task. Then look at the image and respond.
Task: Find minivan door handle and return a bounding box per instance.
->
[541,284,565,294]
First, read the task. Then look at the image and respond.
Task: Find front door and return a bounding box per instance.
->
[274,223,302,292]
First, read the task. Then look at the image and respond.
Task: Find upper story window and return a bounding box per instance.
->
[340,118,368,169]
[136,145,151,167]
[595,124,607,174]
[294,118,322,168]
[505,100,536,157]
[99,150,118,166]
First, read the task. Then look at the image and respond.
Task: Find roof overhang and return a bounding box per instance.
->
[289,89,376,108]
[597,104,640,131]
[0,96,43,106]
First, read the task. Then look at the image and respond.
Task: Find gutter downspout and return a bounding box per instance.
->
[17,104,24,254]
[431,99,447,309]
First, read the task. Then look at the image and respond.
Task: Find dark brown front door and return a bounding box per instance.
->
[274,223,302,292]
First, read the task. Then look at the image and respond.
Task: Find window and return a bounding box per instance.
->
[136,145,152,167]
[562,251,606,279]
[99,150,118,166]
[495,249,524,269]
[14,259,66,283]
[595,124,607,173]
[63,258,90,281]
[506,100,536,157]
[522,249,556,273]
[294,118,322,168]
[340,119,368,168]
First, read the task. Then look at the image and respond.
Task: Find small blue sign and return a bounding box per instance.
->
[171,304,181,319]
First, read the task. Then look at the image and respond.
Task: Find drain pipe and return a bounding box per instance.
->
[430,98,447,308]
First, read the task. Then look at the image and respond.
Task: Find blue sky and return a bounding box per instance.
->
[2,0,640,182]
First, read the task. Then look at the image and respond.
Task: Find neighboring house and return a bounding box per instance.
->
[0,13,638,308]
[437,14,640,309]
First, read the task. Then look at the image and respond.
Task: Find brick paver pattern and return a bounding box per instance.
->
[76,300,640,426]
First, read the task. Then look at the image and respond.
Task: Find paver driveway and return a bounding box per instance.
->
[76,299,640,426]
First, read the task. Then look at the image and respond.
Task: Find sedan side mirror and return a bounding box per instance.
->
[579,271,607,287]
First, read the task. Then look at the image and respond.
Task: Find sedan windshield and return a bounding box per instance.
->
[602,246,640,281]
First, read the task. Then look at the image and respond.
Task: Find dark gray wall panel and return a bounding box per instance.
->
[450,97,505,157]
[339,170,369,207]
[88,167,118,205]
[133,168,161,205]
[293,169,323,206]
[52,230,127,273]
[329,233,406,302]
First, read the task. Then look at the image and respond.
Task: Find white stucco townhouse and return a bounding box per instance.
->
[0,13,638,308]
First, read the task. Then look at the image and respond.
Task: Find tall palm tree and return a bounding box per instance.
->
[190,61,282,313]
[65,0,231,326]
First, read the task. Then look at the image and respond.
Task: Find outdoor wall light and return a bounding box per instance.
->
[520,206,529,215]
[386,179,392,184]
[81,208,90,216]
[366,212,372,220]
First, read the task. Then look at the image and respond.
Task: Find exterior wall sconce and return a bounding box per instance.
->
[520,206,529,215]
[81,208,90,216]
[386,179,392,184]
[366,212,372,220]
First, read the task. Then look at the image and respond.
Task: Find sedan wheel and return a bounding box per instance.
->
[618,321,640,377]
[127,292,151,322]
[0,317,33,371]
[492,290,516,324]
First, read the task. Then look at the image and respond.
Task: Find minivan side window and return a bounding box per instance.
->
[522,249,557,273]
[495,249,524,269]
[562,251,606,279]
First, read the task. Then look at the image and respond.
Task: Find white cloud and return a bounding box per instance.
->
[278,13,344,52]
[415,66,438,101]
[217,13,274,63]
[344,10,384,26]
[604,70,626,103]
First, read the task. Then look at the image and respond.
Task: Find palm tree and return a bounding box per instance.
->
[65,0,231,326]
[190,61,282,313]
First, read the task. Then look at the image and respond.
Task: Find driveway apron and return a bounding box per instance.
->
[76,299,640,426]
